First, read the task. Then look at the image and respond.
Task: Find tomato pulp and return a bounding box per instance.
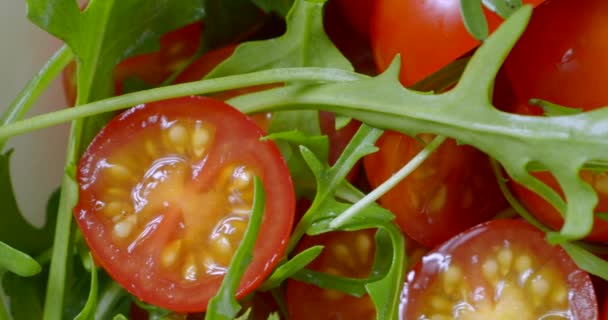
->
[400,219,598,319]
[74,96,295,312]
[503,0,608,241]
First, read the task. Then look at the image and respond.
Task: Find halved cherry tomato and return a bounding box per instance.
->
[371,0,546,86]
[286,229,377,320]
[63,23,202,105]
[401,219,598,319]
[74,96,295,312]
[363,133,508,247]
[502,0,608,241]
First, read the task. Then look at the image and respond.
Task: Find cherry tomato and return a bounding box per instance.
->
[63,23,202,105]
[333,0,375,40]
[401,219,598,319]
[364,133,508,247]
[371,0,546,86]
[74,96,295,312]
[286,229,377,320]
[503,0,608,241]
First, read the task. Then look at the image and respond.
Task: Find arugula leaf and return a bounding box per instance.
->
[0,241,41,277]
[461,0,489,40]
[529,98,584,116]
[2,271,46,320]
[73,257,97,320]
[205,178,266,320]
[0,150,57,256]
[259,245,324,291]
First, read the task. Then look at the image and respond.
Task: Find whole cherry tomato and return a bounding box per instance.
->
[503,0,608,241]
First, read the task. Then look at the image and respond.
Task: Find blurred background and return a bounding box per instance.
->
[0,2,69,227]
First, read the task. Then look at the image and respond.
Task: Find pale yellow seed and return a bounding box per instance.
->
[530,276,550,305]
[106,188,130,199]
[408,191,420,210]
[192,126,210,158]
[168,124,188,153]
[497,248,513,276]
[113,215,137,238]
[355,233,372,263]
[428,185,448,213]
[229,167,253,192]
[145,139,158,157]
[332,243,355,269]
[552,285,568,304]
[443,265,462,294]
[182,255,198,281]
[429,314,452,320]
[430,296,452,312]
[482,259,499,282]
[211,236,232,256]
[161,240,182,268]
[515,255,532,274]
[323,289,344,301]
[108,164,133,181]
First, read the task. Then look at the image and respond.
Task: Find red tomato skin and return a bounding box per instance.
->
[371,0,546,86]
[400,219,598,320]
[363,132,508,247]
[74,96,295,312]
[334,0,375,39]
[503,0,608,241]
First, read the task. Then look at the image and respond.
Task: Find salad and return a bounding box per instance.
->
[1,0,608,319]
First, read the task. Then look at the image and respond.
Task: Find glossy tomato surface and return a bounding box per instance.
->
[401,219,598,319]
[503,0,608,241]
[286,229,377,320]
[371,0,546,86]
[63,23,202,105]
[364,132,508,247]
[74,96,295,312]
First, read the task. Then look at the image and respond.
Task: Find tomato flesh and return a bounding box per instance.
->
[286,229,377,320]
[401,219,598,319]
[75,96,294,312]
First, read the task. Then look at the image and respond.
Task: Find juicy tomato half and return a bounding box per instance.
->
[400,219,598,320]
[503,0,608,241]
[63,23,202,105]
[364,132,508,247]
[371,0,546,86]
[74,96,295,312]
[286,229,377,320]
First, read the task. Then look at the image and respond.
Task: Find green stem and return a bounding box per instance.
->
[330,135,447,229]
[0,45,73,151]
[94,281,127,320]
[0,67,363,141]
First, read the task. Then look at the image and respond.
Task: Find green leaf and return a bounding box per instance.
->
[483,0,523,19]
[2,271,46,320]
[73,257,97,320]
[291,268,368,297]
[201,0,267,52]
[0,241,41,277]
[561,243,608,281]
[529,99,584,116]
[259,245,324,290]
[206,0,351,79]
[205,178,266,320]
[0,150,58,256]
[252,0,295,17]
[461,0,489,40]
[112,315,128,320]
[234,308,252,320]
[266,312,280,320]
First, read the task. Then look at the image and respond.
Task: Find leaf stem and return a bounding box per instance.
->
[330,135,447,229]
[0,45,73,151]
[0,67,363,141]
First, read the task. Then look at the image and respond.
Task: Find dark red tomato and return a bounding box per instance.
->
[371,0,546,86]
[286,229,377,320]
[333,0,375,39]
[503,0,608,241]
[401,219,598,319]
[63,23,202,105]
[603,292,608,320]
[74,96,295,312]
[363,132,508,247]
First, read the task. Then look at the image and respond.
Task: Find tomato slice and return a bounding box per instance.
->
[286,229,377,320]
[400,219,598,319]
[502,0,608,241]
[363,132,508,247]
[74,96,295,312]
